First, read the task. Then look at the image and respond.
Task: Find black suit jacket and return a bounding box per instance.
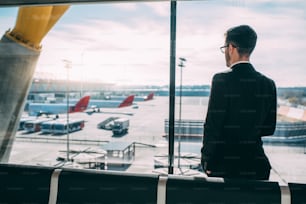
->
[201,63,277,179]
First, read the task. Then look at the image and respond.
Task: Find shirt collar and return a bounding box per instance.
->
[230,61,250,69]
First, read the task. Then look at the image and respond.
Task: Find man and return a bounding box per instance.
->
[201,25,277,180]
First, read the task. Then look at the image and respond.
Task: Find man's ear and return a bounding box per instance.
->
[228,43,234,53]
[229,43,238,57]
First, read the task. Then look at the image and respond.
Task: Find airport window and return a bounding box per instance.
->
[1,0,306,185]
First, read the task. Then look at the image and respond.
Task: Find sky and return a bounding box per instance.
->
[0,0,306,87]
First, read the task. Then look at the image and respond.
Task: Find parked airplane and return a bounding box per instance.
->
[106,92,154,102]
[136,92,154,102]
[28,95,90,116]
[81,95,135,114]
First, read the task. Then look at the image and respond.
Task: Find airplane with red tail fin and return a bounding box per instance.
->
[84,95,135,114]
[28,96,90,116]
[143,92,154,101]
[107,92,154,102]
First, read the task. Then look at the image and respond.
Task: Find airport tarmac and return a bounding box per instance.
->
[9,96,306,184]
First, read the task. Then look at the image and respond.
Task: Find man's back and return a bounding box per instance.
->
[202,63,277,179]
[220,63,276,141]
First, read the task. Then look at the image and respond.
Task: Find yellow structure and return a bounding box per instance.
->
[6,5,69,50]
[0,6,69,162]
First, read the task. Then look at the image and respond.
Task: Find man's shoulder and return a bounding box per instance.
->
[254,70,276,87]
[212,69,233,81]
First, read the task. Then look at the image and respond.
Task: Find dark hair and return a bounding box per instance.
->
[225,25,257,56]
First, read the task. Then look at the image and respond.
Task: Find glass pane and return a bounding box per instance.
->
[2,2,170,173]
[175,0,306,183]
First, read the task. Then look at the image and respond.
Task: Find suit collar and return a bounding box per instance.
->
[230,61,255,72]
[230,61,251,69]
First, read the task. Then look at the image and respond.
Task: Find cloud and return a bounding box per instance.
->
[112,2,138,11]
[175,1,306,86]
[143,2,169,17]
[38,15,170,85]
[34,1,306,86]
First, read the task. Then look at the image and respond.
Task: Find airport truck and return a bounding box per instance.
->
[112,118,129,135]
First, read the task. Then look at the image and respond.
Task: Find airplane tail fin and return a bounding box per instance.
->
[145,92,154,101]
[73,96,91,112]
[118,95,134,108]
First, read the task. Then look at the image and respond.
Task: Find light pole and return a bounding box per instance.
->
[80,51,85,97]
[63,59,72,162]
[177,57,186,169]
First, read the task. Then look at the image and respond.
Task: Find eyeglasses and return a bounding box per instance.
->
[220,45,229,53]
[220,43,238,53]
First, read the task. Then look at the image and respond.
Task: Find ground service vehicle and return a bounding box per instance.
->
[53,120,85,135]
[18,116,37,130]
[40,120,60,134]
[112,118,129,135]
[23,118,54,133]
